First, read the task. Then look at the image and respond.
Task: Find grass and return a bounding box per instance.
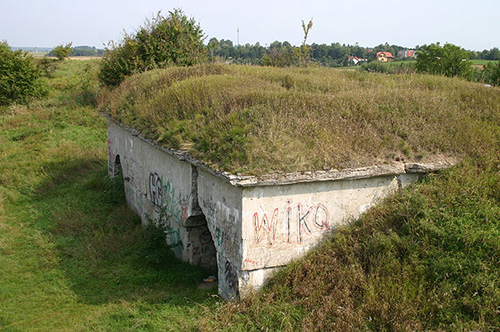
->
[200,160,500,331]
[101,64,500,175]
[2,59,499,331]
[0,60,218,331]
[472,59,498,66]
[192,65,500,331]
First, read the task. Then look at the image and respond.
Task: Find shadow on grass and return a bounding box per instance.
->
[31,157,216,306]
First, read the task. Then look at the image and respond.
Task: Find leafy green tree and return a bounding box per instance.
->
[52,43,73,61]
[416,42,473,78]
[0,41,47,105]
[482,60,500,86]
[263,41,295,67]
[99,9,207,87]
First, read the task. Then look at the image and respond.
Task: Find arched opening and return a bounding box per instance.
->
[185,166,218,275]
[186,215,218,275]
[113,155,123,178]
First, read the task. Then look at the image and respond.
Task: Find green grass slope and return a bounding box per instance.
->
[201,161,500,331]
[0,60,218,331]
[102,64,500,175]
[1,60,499,331]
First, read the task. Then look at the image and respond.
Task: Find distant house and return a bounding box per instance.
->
[376,51,394,62]
[347,55,367,66]
[397,50,417,58]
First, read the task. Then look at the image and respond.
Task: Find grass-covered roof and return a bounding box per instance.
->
[101,64,500,175]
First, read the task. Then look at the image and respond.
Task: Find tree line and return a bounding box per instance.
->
[47,45,105,58]
[207,38,500,67]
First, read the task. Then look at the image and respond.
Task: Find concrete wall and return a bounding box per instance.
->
[106,119,447,300]
[237,173,420,296]
[197,168,243,299]
[107,122,217,271]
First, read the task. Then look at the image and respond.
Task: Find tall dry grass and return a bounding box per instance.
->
[101,64,500,175]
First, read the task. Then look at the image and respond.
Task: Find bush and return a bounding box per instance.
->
[36,57,58,78]
[0,41,47,105]
[416,42,473,78]
[98,9,207,87]
[359,61,416,74]
[482,60,500,86]
[50,43,73,61]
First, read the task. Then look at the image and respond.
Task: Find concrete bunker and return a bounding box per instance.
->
[106,119,453,300]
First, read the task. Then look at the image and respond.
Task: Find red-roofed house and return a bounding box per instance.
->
[376,51,394,62]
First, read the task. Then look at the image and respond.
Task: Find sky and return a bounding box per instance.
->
[1,0,499,51]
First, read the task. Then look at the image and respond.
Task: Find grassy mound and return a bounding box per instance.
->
[180,66,499,331]
[102,64,500,175]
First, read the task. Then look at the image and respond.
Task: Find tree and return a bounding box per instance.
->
[263,41,295,67]
[0,41,46,105]
[99,9,207,87]
[416,42,472,78]
[482,60,500,86]
[295,19,313,67]
[51,43,73,61]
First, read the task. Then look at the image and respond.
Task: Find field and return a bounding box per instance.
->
[471,59,498,66]
[0,60,219,331]
[1,60,499,331]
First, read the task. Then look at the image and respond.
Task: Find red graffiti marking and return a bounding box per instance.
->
[181,206,188,223]
[253,208,279,246]
[244,259,259,265]
[252,200,333,246]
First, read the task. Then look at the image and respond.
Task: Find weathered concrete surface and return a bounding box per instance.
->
[107,122,217,271]
[197,168,243,299]
[106,118,453,300]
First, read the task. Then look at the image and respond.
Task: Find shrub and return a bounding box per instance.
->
[50,43,73,61]
[416,42,473,78]
[36,57,58,78]
[359,61,416,74]
[0,41,47,105]
[98,9,207,87]
[482,60,500,86]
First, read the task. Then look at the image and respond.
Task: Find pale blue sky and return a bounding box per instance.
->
[1,0,499,50]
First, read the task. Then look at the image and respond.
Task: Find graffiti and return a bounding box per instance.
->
[199,230,213,245]
[253,200,332,246]
[215,227,223,247]
[148,172,187,225]
[163,220,181,250]
[149,173,163,206]
[297,204,312,244]
[215,226,238,257]
[192,229,214,256]
[314,203,330,230]
[192,245,212,256]
[286,200,292,243]
[224,259,238,292]
[181,206,188,224]
[244,258,259,266]
[253,208,278,246]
